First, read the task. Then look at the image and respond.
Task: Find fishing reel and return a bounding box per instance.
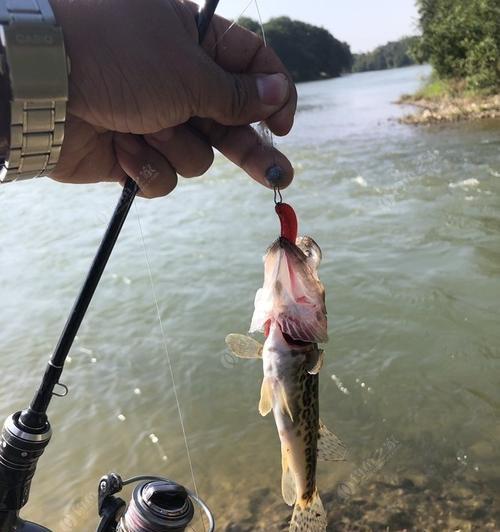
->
[0,411,215,532]
[97,473,214,532]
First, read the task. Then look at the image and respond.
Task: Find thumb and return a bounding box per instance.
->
[199,71,290,127]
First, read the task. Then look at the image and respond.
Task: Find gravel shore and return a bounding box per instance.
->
[219,470,499,531]
[399,94,500,125]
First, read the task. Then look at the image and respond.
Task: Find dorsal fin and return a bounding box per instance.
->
[317,420,347,461]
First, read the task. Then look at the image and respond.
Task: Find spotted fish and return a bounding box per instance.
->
[226,236,346,531]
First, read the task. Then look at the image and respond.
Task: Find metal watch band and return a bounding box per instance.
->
[0,0,68,183]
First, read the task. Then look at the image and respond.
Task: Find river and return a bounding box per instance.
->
[0,65,499,530]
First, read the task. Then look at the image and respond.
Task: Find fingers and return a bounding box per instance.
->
[144,125,214,178]
[114,134,177,198]
[212,16,297,135]
[50,118,125,184]
[198,15,297,136]
[195,64,291,131]
[191,118,293,189]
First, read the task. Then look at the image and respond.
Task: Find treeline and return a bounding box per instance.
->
[353,37,419,73]
[413,0,500,91]
[238,17,352,82]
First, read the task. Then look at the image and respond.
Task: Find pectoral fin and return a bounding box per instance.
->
[317,420,347,461]
[259,378,273,416]
[306,349,325,375]
[281,446,296,506]
[225,334,263,359]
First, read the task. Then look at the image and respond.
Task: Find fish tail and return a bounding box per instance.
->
[289,489,327,532]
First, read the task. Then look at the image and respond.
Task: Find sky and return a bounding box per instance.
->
[194,0,420,53]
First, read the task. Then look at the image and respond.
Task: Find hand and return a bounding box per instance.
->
[49,0,297,197]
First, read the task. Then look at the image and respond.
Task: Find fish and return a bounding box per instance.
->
[226,235,346,532]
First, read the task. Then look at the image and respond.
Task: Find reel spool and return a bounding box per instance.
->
[98,473,214,532]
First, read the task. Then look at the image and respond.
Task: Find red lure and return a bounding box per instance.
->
[264,202,299,337]
[275,202,298,243]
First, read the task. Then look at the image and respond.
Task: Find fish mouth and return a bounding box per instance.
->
[296,236,322,259]
[266,236,322,271]
[266,236,307,264]
[296,236,322,270]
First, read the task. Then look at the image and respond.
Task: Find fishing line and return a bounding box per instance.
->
[132,8,280,529]
[253,0,267,47]
[134,203,206,531]
[254,0,276,151]
[253,0,286,204]
[208,0,284,202]
[208,0,254,52]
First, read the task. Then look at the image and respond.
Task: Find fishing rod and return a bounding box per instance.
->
[0,1,220,530]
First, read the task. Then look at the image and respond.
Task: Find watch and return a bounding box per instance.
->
[0,0,68,183]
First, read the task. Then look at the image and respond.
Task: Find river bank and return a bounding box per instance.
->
[220,469,499,531]
[398,88,500,125]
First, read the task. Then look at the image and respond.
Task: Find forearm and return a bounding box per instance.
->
[0,42,9,160]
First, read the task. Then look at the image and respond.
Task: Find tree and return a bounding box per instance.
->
[353,37,419,73]
[238,17,353,82]
[238,16,260,35]
[413,0,500,90]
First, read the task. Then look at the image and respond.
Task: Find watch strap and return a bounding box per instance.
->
[0,0,68,183]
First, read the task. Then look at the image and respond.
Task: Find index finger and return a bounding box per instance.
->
[203,15,298,136]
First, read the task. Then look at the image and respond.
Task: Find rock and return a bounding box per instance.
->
[248,487,271,515]
[406,473,428,488]
[468,506,489,520]
[447,516,473,531]
[399,478,419,492]
[448,484,474,501]
[386,510,413,530]
[367,522,389,532]
[470,441,495,460]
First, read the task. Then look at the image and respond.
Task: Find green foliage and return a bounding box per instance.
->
[238,16,260,35]
[238,17,353,82]
[353,37,419,73]
[411,78,451,100]
[414,0,500,91]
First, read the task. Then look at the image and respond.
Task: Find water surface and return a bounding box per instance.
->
[0,65,499,530]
